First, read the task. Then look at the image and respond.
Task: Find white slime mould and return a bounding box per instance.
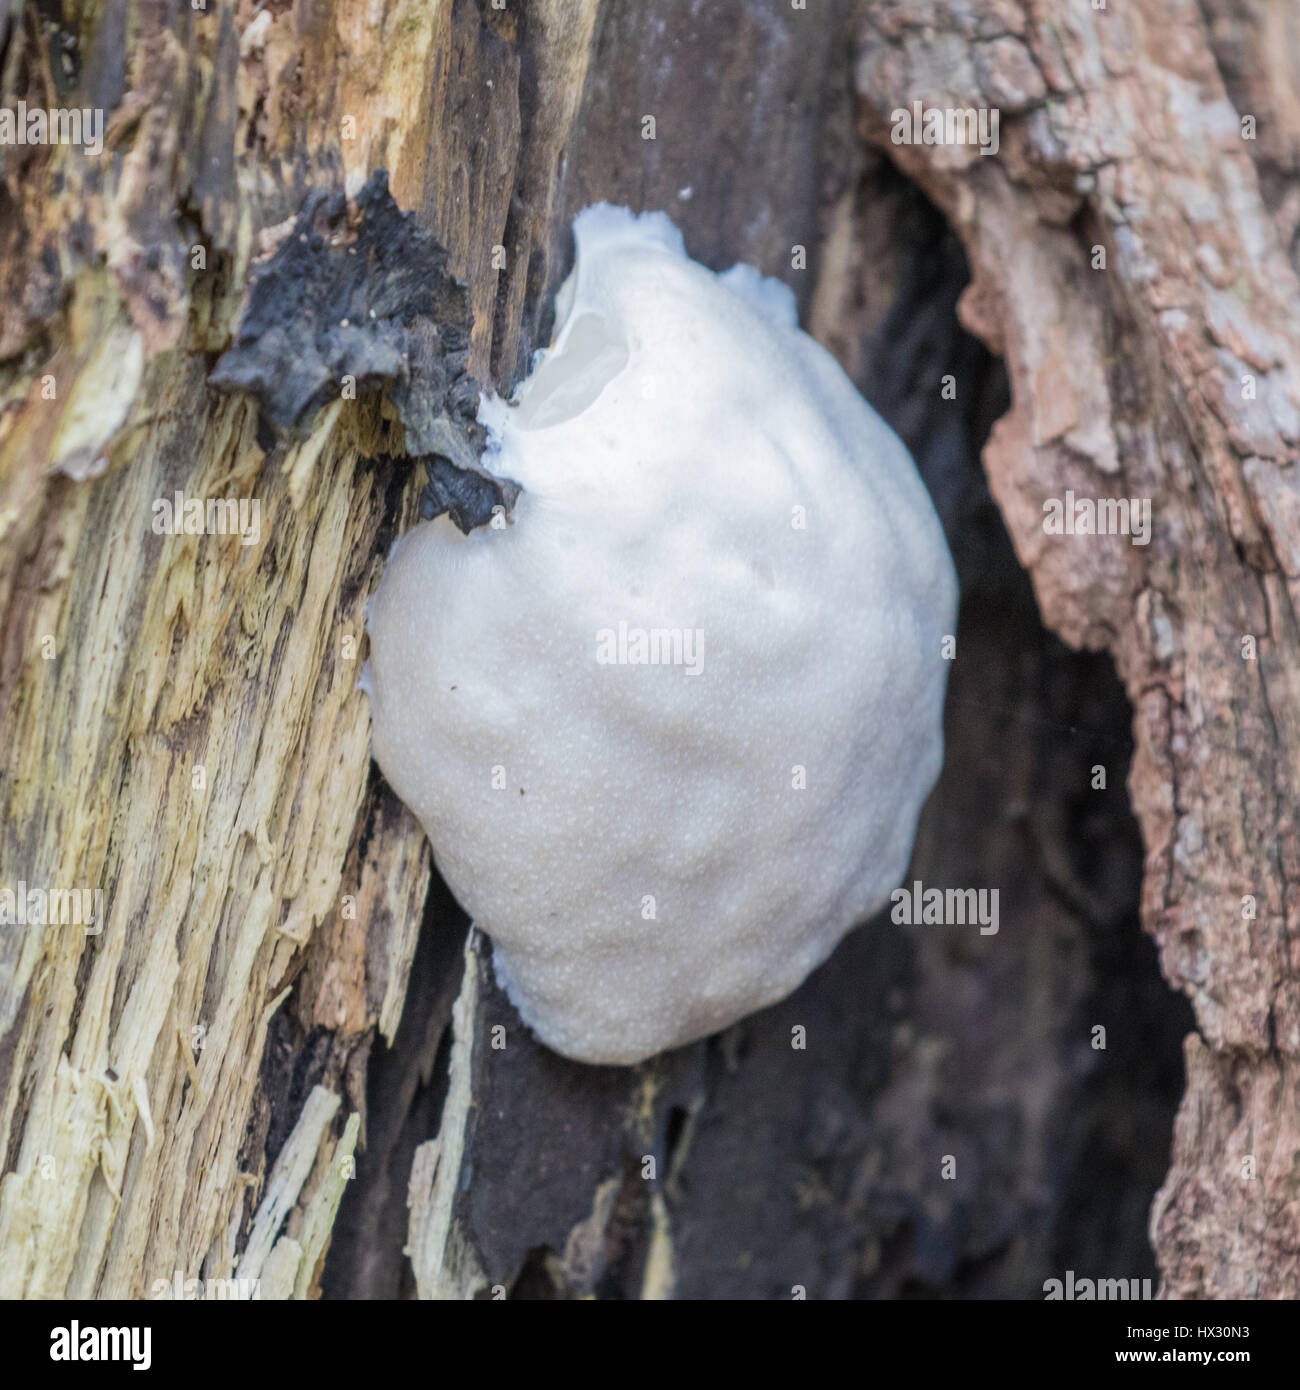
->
[365,204,957,1065]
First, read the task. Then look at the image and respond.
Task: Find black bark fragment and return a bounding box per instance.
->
[209,169,519,533]
[418,455,522,534]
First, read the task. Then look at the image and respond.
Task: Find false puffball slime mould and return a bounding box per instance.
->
[364,203,957,1066]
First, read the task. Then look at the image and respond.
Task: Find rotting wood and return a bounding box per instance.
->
[0,0,1289,1302]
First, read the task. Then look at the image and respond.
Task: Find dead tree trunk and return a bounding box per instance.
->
[0,0,1294,1299]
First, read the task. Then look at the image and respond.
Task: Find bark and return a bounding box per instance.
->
[853,0,1300,1299]
[0,0,1291,1300]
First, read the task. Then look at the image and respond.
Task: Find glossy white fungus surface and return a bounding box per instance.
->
[365,204,957,1065]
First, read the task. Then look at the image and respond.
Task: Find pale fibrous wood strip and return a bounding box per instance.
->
[407,932,484,1300]
[236,1085,341,1286]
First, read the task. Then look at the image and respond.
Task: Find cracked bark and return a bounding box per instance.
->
[854,0,1300,1298]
